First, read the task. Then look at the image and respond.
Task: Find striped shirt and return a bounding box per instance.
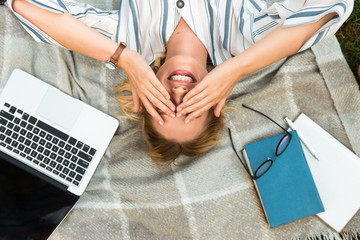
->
[6,0,353,66]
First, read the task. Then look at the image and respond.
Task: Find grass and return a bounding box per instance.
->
[335,0,360,85]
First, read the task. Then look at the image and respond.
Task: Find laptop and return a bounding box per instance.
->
[0,69,119,239]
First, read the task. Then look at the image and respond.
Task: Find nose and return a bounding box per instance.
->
[171,86,189,105]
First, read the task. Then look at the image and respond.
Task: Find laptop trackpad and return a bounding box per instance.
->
[36,88,84,131]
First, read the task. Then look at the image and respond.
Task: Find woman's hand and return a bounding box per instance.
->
[118,48,175,125]
[176,57,243,123]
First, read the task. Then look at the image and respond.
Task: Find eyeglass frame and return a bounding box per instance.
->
[228,104,292,180]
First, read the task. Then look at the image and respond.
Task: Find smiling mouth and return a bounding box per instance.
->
[168,70,196,84]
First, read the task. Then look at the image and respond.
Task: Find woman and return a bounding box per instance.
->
[6,0,353,164]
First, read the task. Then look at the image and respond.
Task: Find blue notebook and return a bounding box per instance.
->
[242,130,324,228]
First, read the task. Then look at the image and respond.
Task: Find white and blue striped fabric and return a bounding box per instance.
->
[6,0,353,66]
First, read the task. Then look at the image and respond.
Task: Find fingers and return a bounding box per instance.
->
[214,98,226,117]
[132,89,140,112]
[141,97,164,125]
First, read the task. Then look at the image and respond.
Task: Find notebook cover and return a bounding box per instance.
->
[242,130,324,228]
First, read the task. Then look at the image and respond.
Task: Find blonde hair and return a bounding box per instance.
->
[115,57,224,166]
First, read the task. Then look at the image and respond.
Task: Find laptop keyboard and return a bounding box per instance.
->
[0,102,97,186]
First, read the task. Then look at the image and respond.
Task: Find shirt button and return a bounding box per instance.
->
[176,0,184,8]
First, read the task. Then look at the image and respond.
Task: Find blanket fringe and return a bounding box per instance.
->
[292,231,360,240]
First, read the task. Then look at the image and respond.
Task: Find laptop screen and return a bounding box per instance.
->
[0,155,78,239]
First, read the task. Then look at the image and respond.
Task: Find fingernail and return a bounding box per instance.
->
[170,113,176,118]
[171,106,176,112]
[183,98,188,102]
[158,120,164,125]
[176,113,182,117]
[185,118,190,124]
[177,107,182,112]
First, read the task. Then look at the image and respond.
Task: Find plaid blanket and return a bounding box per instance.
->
[1,1,360,239]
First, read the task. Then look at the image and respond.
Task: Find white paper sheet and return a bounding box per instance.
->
[293,113,360,232]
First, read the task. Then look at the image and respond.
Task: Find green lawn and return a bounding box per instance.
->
[336,0,360,85]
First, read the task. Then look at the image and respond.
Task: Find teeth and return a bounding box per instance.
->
[170,74,193,82]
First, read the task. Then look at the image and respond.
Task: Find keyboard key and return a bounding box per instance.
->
[65,144,71,151]
[5,137,11,144]
[5,129,12,136]
[77,159,89,169]
[52,169,59,175]
[76,141,83,149]
[56,165,63,171]
[40,163,46,168]
[37,154,44,161]
[82,144,90,153]
[62,168,69,174]
[45,134,52,141]
[26,132,33,139]
[52,145,59,153]
[36,120,69,141]
[59,141,65,148]
[39,139,46,146]
[6,146,13,151]
[56,156,63,163]
[20,121,26,127]
[58,149,65,156]
[29,116,37,124]
[39,131,46,137]
[14,117,21,124]
[33,159,39,165]
[24,147,31,154]
[16,109,23,114]
[18,136,25,143]
[68,137,77,145]
[69,163,76,170]
[11,132,19,140]
[4,103,10,108]
[0,134,5,141]
[32,136,40,143]
[49,161,56,168]
[20,129,26,135]
[71,147,78,155]
[52,137,59,144]
[73,181,79,186]
[30,151,37,158]
[69,171,76,178]
[75,174,82,181]
[59,174,66,179]
[26,124,33,131]
[50,153,57,160]
[33,127,40,134]
[66,177,72,182]
[7,122,14,129]
[45,142,52,149]
[0,126,5,133]
[11,141,18,148]
[71,155,78,162]
[63,160,70,166]
[65,152,71,159]
[30,143,38,150]
[9,106,16,114]
[75,166,85,175]
[24,139,31,146]
[37,146,44,153]
[43,158,50,164]
[22,113,29,120]
[46,166,53,172]
[0,110,14,121]
[89,148,96,156]
[18,144,24,151]
[78,151,92,162]
[0,117,7,126]
[13,126,20,133]
[44,150,50,156]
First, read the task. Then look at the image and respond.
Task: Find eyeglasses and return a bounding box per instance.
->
[228,104,292,180]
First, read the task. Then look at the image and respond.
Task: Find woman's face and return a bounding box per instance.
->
[154,55,209,142]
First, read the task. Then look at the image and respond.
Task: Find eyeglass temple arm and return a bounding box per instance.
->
[242,104,290,134]
[228,128,253,176]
